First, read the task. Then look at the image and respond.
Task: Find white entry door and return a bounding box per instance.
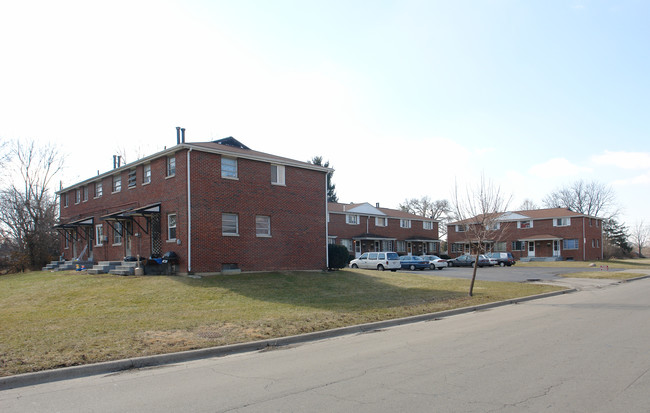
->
[528,241,536,257]
[553,240,561,257]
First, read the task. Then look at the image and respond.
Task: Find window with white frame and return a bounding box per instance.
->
[494,242,507,251]
[95,224,104,246]
[75,189,81,204]
[456,224,467,232]
[83,186,88,202]
[400,219,411,228]
[451,243,464,253]
[328,237,336,245]
[64,233,69,249]
[382,240,394,251]
[221,157,237,178]
[423,221,433,230]
[167,213,177,240]
[95,182,103,198]
[112,175,121,193]
[167,156,176,177]
[518,220,533,229]
[62,193,68,208]
[113,222,123,245]
[341,239,353,251]
[143,163,151,184]
[271,164,285,185]
[397,241,406,252]
[256,215,271,237]
[222,213,239,235]
[375,217,387,227]
[346,214,359,225]
[563,238,579,250]
[511,241,526,251]
[553,217,570,227]
[486,222,500,231]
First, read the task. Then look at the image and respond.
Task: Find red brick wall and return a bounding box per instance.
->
[446,216,603,261]
[58,148,328,273]
[328,213,439,253]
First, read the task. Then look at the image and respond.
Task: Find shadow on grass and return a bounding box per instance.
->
[171,270,467,311]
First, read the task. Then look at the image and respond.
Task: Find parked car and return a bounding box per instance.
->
[487,252,516,266]
[399,255,430,270]
[420,255,447,270]
[481,254,498,266]
[349,251,400,271]
[448,254,495,267]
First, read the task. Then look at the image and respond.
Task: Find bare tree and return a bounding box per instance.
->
[400,196,452,240]
[452,176,511,296]
[518,199,539,211]
[0,140,64,271]
[630,220,649,258]
[542,179,618,219]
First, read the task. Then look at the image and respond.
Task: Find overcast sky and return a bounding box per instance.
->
[1,0,648,227]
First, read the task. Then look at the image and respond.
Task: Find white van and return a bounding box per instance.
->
[349,251,400,271]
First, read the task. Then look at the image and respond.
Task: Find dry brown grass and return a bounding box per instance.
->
[0,269,563,376]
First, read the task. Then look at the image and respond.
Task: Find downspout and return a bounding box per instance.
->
[325,174,329,269]
[582,216,586,261]
[187,148,193,274]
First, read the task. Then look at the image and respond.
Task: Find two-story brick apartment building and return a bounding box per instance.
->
[328,202,440,257]
[55,137,331,274]
[447,208,603,261]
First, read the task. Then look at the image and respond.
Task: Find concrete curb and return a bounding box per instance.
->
[0,288,577,390]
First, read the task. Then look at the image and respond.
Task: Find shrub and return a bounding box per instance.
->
[328,244,350,270]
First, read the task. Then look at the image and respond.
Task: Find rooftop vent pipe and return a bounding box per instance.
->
[176,127,181,145]
[181,128,185,143]
[113,155,122,169]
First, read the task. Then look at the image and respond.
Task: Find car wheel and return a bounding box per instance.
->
[377,264,385,271]
[409,264,416,271]
[430,264,435,270]
[390,269,396,272]
[499,262,505,267]
[351,264,358,269]
[438,266,444,270]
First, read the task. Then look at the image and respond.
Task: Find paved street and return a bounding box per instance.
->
[403,264,624,282]
[2,277,649,412]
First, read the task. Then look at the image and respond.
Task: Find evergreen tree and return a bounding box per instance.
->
[309,156,338,203]
[602,218,632,258]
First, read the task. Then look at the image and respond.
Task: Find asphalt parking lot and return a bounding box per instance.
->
[398,265,623,282]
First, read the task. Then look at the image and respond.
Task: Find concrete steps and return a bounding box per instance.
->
[109,261,139,276]
[87,261,122,275]
[520,256,563,262]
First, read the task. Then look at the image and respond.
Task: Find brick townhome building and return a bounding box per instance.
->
[447,208,603,261]
[328,202,440,257]
[55,137,331,274]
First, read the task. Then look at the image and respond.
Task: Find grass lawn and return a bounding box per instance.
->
[0,269,563,377]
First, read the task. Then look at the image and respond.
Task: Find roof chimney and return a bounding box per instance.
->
[376,202,380,208]
[176,127,181,145]
[181,128,186,143]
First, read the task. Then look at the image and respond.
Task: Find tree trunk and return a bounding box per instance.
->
[468,251,480,296]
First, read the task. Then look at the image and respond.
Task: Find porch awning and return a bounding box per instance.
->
[405,237,440,243]
[352,233,397,241]
[54,216,94,228]
[124,202,161,217]
[101,207,133,221]
[518,234,563,242]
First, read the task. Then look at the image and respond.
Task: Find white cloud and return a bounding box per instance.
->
[528,158,592,178]
[612,172,650,186]
[591,151,650,170]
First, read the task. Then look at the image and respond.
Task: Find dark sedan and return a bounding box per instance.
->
[448,254,494,267]
[399,255,430,270]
